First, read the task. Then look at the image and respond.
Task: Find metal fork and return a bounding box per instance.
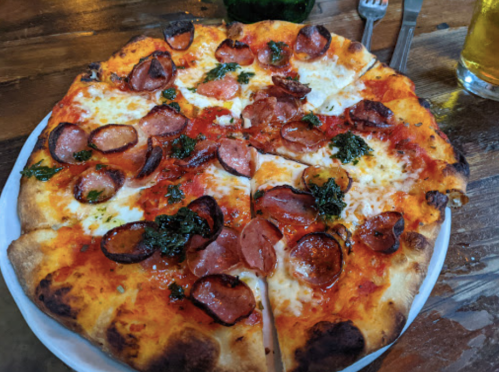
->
[358,0,389,51]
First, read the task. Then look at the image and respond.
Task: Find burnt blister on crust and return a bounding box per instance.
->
[403,231,430,252]
[146,328,220,372]
[81,62,102,82]
[294,321,365,372]
[106,322,140,359]
[447,146,470,179]
[163,21,195,51]
[36,274,78,319]
[426,191,449,222]
[417,97,432,109]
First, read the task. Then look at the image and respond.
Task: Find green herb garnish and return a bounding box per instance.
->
[162,88,177,100]
[171,134,198,159]
[286,76,299,81]
[143,208,210,260]
[302,111,322,127]
[237,71,255,84]
[166,184,185,204]
[20,160,63,181]
[187,87,197,93]
[96,164,108,170]
[73,150,92,162]
[167,102,181,112]
[87,189,104,202]
[254,189,265,199]
[308,178,346,220]
[168,282,185,301]
[267,41,289,64]
[203,63,239,83]
[330,131,373,165]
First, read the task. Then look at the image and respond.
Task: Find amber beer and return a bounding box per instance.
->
[457,0,499,100]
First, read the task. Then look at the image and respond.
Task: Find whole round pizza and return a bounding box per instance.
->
[8,20,469,372]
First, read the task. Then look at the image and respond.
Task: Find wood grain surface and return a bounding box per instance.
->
[1,0,498,371]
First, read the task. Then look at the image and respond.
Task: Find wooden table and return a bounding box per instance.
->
[1,0,498,371]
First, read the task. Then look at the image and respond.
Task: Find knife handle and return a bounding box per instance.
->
[389,23,416,73]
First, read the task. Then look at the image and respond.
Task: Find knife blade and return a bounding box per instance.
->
[389,0,424,73]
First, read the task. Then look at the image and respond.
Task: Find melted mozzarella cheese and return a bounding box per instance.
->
[213,114,235,126]
[315,79,366,116]
[74,84,156,125]
[66,186,143,235]
[252,153,307,191]
[203,163,251,197]
[268,241,315,317]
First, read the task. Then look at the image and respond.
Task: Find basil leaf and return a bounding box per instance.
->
[203,63,239,83]
[73,150,92,162]
[20,160,63,181]
[329,131,373,164]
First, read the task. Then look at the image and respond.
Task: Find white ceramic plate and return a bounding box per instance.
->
[0,113,451,372]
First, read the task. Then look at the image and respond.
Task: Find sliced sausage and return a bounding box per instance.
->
[187,227,241,277]
[217,139,252,178]
[272,75,311,98]
[254,87,301,123]
[128,51,177,92]
[187,196,224,251]
[358,212,405,254]
[101,221,156,263]
[139,105,188,137]
[289,232,342,287]
[239,217,282,277]
[302,165,352,193]
[175,140,219,169]
[88,124,138,154]
[348,100,395,132]
[294,25,332,61]
[215,39,254,66]
[163,21,195,51]
[48,122,88,164]
[257,41,292,68]
[135,137,163,180]
[255,185,318,226]
[241,97,277,128]
[197,75,240,101]
[73,167,125,204]
[190,274,256,326]
[281,121,326,152]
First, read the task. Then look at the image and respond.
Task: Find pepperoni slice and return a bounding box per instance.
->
[215,39,255,66]
[175,140,219,169]
[241,97,277,128]
[294,25,332,61]
[139,105,188,137]
[281,121,326,152]
[48,122,88,164]
[239,217,282,276]
[272,76,311,98]
[197,75,240,101]
[190,274,256,326]
[358,212,405,254]
[187,196,224,251]
[163,21,195,51]
[348,100,395,132]
[88,124,138,154]
[187,227,241,277]
[136,137,163,180]
[73,167,125,204]
[217,139,252,178]
[289,232,342,287]
[254,87,301,123]
[302,165,352,193]
[128,51,177,92]
[101,221,156,264]
[256,185,317,226]
[257,42,292,68]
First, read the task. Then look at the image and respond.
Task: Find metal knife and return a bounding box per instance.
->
[389,0,424,73]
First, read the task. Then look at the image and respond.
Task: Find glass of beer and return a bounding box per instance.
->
[457,0,499,101]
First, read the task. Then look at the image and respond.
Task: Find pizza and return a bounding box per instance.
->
[7,20,469,372]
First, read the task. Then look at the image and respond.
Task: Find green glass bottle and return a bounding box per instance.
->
[223,0,315,24]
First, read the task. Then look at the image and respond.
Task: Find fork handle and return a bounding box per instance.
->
[389,23,415,73]
[361,18,374,52]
